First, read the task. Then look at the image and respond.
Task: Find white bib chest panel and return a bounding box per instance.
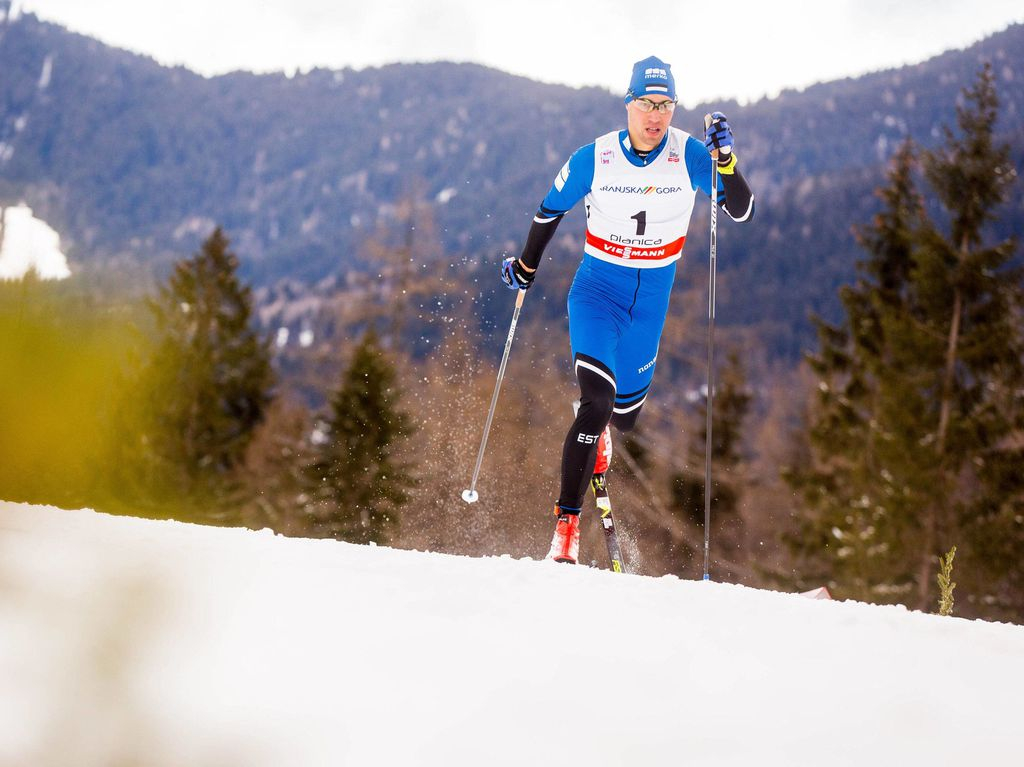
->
[584,127,698,268]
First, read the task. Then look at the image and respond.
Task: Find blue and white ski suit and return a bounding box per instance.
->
[521,126,753,511]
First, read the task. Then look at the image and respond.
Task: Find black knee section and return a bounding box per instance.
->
[610,407,642,432]
[577,373,615,430]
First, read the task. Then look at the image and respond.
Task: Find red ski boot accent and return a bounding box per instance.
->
[547,506,581,564]
[593,424,612,474]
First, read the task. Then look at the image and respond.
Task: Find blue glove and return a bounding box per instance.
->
[501,257,535,290]
[704,112,734,155]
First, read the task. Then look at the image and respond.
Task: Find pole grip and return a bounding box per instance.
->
[704,113,720,161]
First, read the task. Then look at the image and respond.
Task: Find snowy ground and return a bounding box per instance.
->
[1,502,1022,766]
[0,205,70,280]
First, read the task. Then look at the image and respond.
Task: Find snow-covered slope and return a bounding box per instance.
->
[0,205,71,280]
[1,502,1021,766]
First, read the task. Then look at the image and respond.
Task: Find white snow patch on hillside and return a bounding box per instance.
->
[0,205,71,280]
[38,54,53,90]
[2,1,22,23]
[0,501,1021,766]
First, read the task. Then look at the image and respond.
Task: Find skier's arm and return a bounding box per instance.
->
[685,129,755,223]
[517,204,567,272]
[715,154,754,222]
[503,144,595,288]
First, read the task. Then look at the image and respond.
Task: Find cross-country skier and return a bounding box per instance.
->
[500,55,755,564]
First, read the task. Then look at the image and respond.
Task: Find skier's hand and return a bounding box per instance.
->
[704,112,734,156]
[501,257,535,290]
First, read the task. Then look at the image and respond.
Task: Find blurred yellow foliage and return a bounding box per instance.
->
[0,278,148,507]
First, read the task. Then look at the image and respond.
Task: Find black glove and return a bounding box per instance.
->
[704,111,734,156]
[501,257,536,290]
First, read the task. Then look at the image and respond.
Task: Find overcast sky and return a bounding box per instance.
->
[14,0,1024,107]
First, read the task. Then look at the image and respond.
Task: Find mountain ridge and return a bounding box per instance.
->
[2,13,1022,357]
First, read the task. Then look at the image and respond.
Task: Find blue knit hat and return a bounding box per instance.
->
[624,56,676,103]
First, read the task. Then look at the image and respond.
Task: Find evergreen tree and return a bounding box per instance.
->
[138,227,274,518]
[303,328,415,544]
[671,350,751,530]
[785,140,924,601]
[787,66,1024,616]
[912,63,1024,613]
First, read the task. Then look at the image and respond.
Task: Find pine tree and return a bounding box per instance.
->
[911,63,1024,613]
[303,328,415,544]
[788,66,1024,616]
[785,140,924,601]
[139,227,274,518]
[671,350,751,532]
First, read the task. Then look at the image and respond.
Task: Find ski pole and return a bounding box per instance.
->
[462,288,527,503]
[702,113,719,581]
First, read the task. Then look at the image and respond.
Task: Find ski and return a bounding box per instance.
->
[590,472,625,573]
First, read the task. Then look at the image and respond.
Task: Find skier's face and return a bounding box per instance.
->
[626,96,674,151]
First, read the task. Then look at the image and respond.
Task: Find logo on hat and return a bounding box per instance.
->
[626,56,677,103]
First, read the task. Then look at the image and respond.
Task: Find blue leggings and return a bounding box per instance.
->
[558,255,676,510]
